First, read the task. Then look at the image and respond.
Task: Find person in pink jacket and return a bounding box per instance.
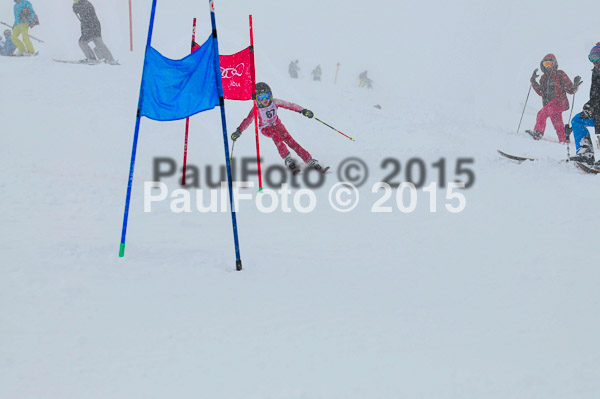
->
[231,82,326,174]
[526,54,582,142]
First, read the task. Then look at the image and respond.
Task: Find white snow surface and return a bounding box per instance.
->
[2,1,600,398]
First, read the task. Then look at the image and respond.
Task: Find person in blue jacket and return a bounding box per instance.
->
[12,0,39,55]
[570,42,600,167]
[1,29,17,56]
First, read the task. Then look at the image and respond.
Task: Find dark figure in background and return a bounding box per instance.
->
[311,65,322,81]
[289,60,300,79]
[73,0,115,64]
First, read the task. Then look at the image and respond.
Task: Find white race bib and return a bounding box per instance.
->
[258,102,278,127]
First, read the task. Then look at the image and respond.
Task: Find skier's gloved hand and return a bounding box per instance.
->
[30,15,39,28]
[231,129,242,141]
[301,109,314,118]
[565,124,572,143]
[574,76,583,89]
[530,68,539,84]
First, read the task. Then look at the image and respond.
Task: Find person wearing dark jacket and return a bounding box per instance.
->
[527,54,581,142]
[73,0,115,64]
[570,43,600,166]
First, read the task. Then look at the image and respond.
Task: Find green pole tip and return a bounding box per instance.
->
[119,243,125,257]
[258,186,263,192]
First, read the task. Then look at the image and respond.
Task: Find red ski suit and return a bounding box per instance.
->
[531,54,577,142]
[237,98,312,162]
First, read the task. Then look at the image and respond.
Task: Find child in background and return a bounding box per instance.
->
[527,54,581,142]
[1,29,17,56]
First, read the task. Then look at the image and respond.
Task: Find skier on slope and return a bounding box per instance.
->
[230,82,327,174]
[526,54,581,142]
[289,60,300,79]
[311,65,322,81]
[73,0,116,64]
[358,70,373,88]
[12,0,39,56]
[570,43,600,167]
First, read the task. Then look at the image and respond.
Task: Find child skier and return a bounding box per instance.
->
[526,54,581,142]
[570,43,600,167]
[0,29,17,56]
[231,82,327,174]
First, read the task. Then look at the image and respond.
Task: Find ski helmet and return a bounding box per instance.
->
[256,82,271,96]
[255,82,272,108]
[3,29,10,37]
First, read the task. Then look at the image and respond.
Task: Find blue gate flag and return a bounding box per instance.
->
[140,35,220,121]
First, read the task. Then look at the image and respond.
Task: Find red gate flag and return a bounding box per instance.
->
[192,41,253,100]
[219,48,253,100]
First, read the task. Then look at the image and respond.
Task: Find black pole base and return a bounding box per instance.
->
[236,259,243,271]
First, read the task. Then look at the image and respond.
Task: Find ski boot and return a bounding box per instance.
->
[570,136,595,165]
[525,130,543,140]
[308,159,330,174]
[284,155,300,175]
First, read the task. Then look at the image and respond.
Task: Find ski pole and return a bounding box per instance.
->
[230,140,236,161]
[565,92,576,161]
[0,21,44,43]
[516,85,532,135]
[314,117,355,141]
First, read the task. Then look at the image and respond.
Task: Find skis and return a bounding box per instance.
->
[9,52,39,57]
[53,59,120,66]
[497,150,536,162]
[497,149,567,163]
[498,149,600,174]
[289,165,330,175]
[53,59,99,65]
[574,162,600,175]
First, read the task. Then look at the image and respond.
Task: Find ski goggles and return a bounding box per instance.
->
[542,60,554,68]
[256,92,271,101]
[589,53,600,62]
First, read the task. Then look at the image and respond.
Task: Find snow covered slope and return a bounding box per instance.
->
[2,1,599,398]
